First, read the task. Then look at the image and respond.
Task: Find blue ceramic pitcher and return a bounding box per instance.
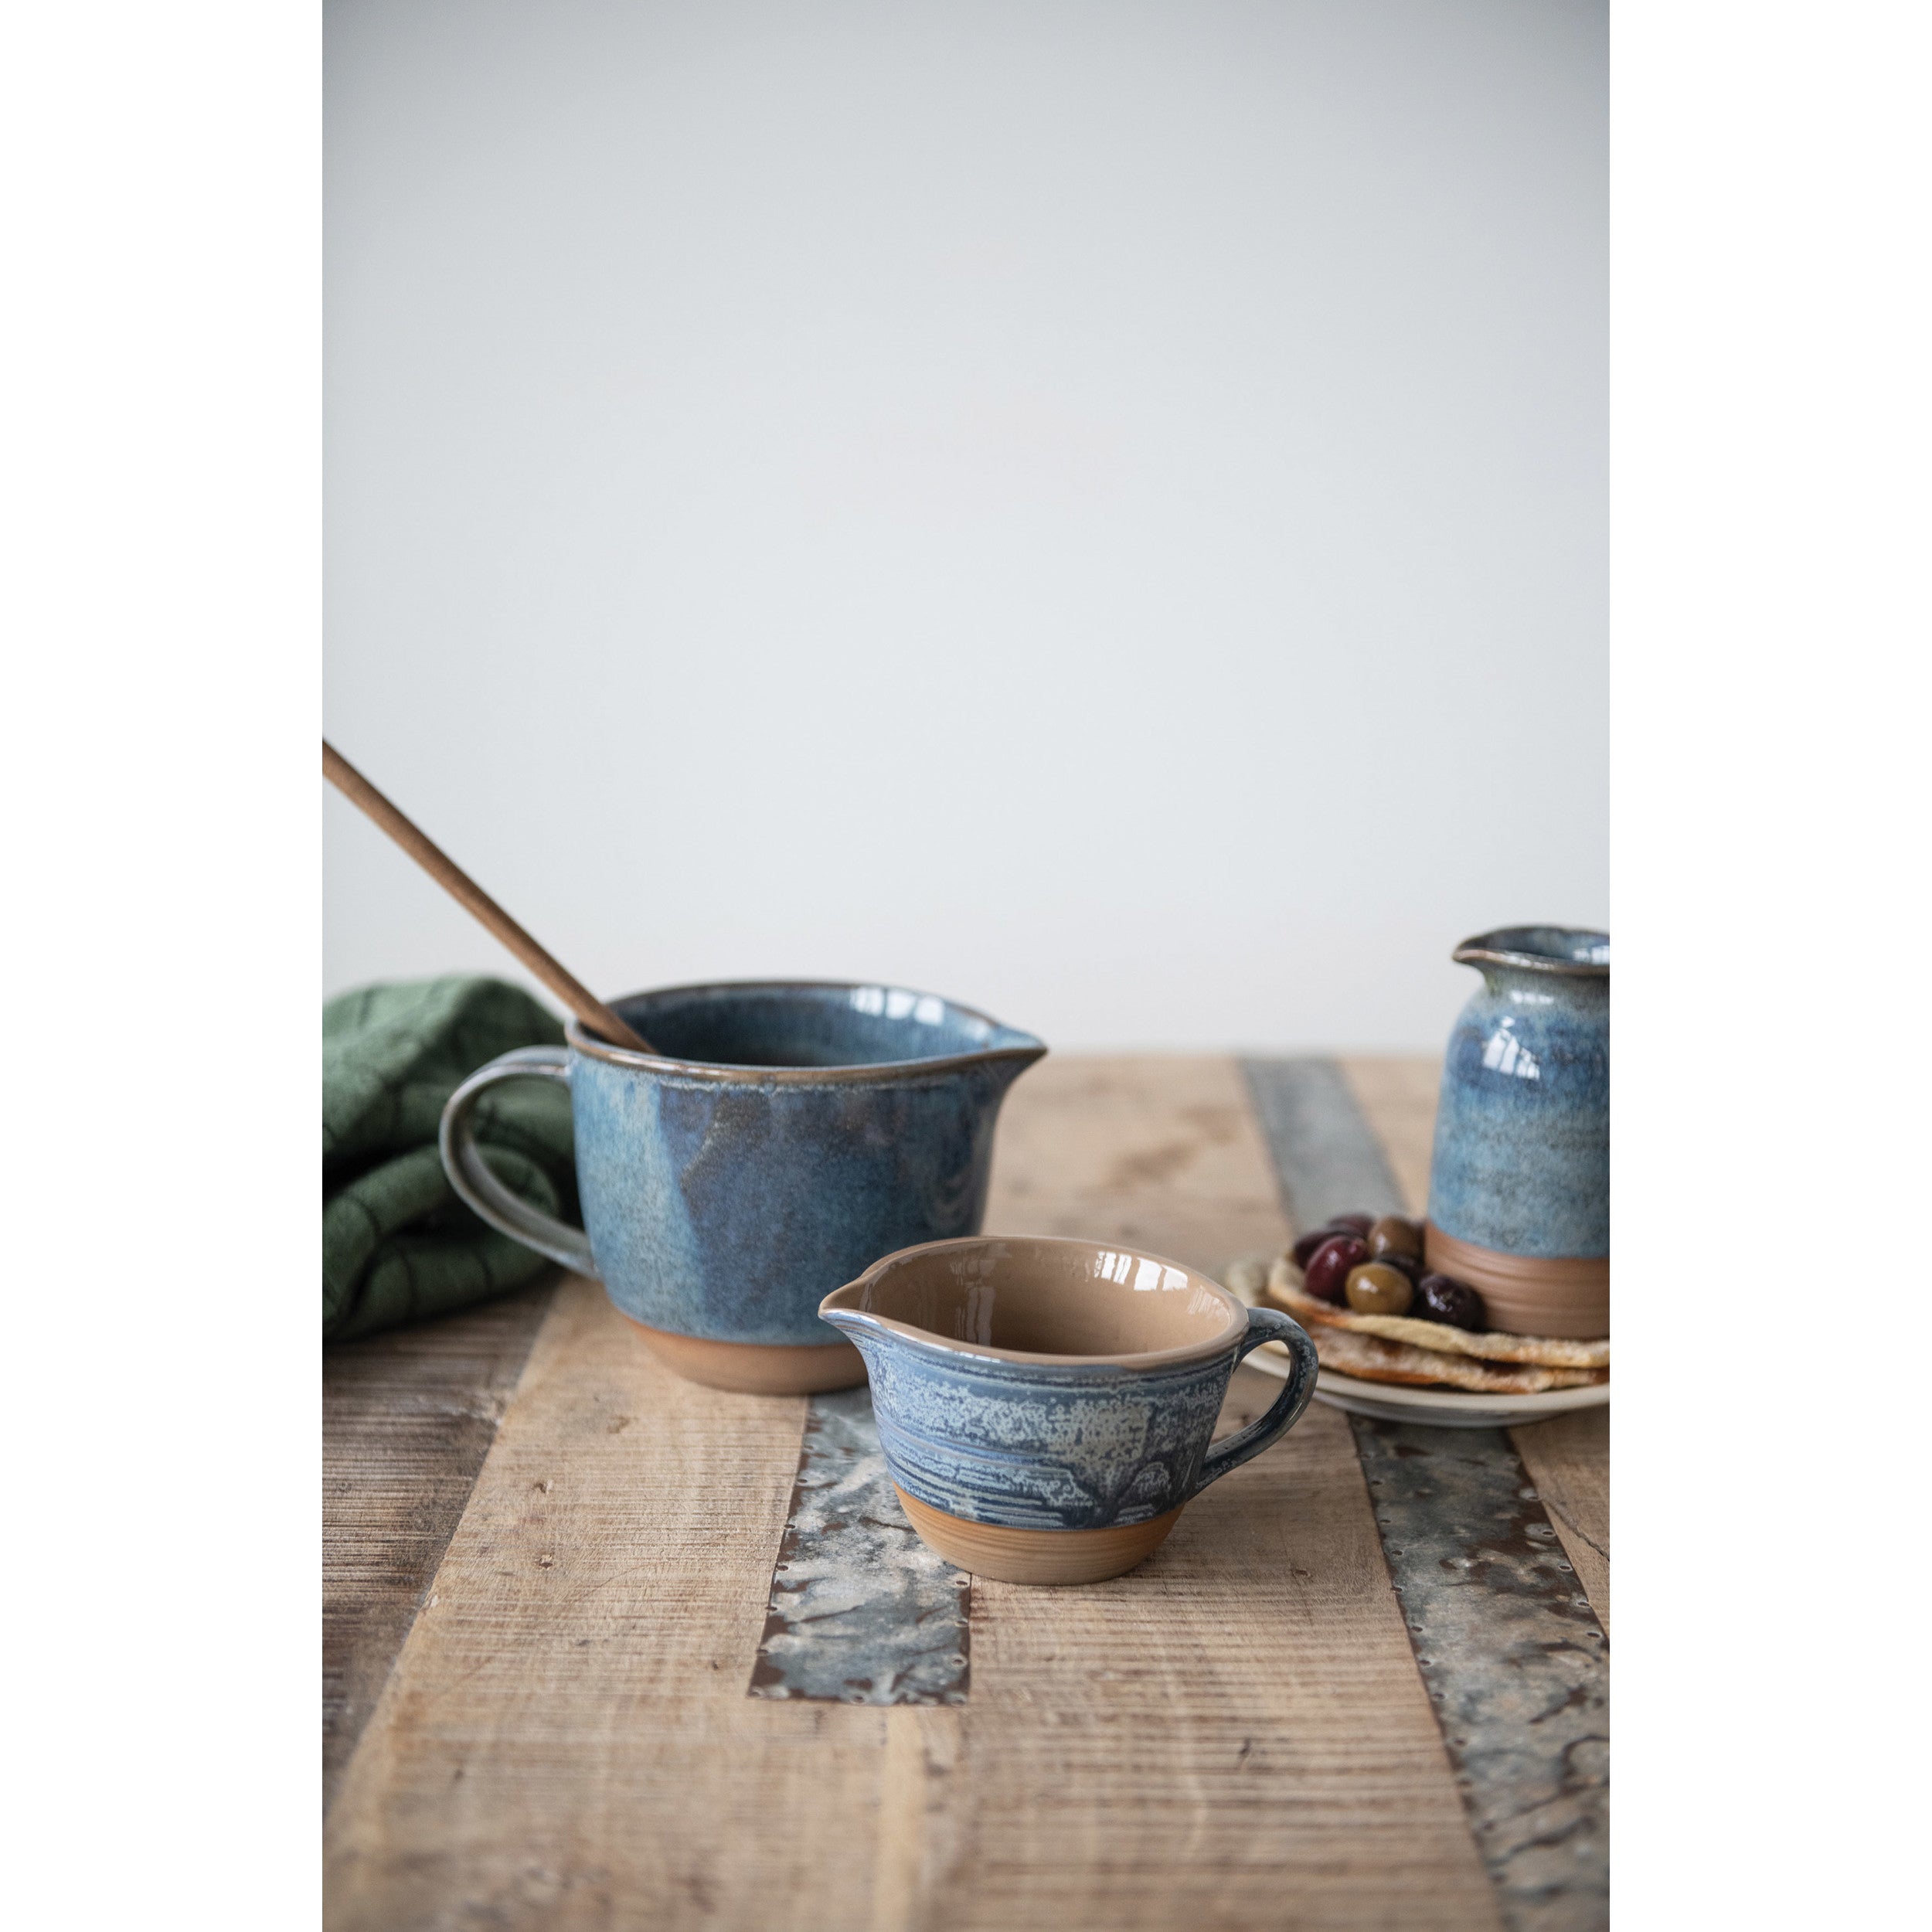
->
[820,1236,1318,1585]
[440,981,1046,1393]
[1423,927,1609,1338]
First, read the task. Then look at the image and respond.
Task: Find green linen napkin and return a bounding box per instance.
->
[324,976,579,1342]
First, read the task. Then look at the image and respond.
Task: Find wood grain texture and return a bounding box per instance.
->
[326,1274,890,1930]
[1511,1410,1610,1634]
[322,1278,556,1811]
[322,1054,1588,1929]
[983,1054,1297,1277]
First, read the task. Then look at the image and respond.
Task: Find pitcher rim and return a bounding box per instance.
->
[1452,927,1609,979]
[820,1235,1251,1371]
[565,978,1049,1083]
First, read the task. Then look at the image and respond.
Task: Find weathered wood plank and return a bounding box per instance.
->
[983,1053,1296,1277]
[322,1277,556,1811]
[871,1706,965,1931]
[1511,1410,1610,1634]
[325,1274,888,1930]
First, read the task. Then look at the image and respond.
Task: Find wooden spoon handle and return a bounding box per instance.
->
[324,739,654,1054]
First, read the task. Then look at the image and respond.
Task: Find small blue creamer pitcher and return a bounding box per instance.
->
[821,1236,1319,1585]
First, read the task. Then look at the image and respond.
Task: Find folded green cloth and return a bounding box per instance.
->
[324,976,578,1342]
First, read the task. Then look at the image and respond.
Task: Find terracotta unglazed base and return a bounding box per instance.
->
[894,1487,1183,1586]
[1423,1225,1609,1339]
[624,1318,866,1395]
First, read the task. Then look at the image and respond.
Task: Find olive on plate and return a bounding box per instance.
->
[1291,1225,1344,1268]
[1366,1214,1424,1263]
[1345,1262,1414,1317]
[1414,1274,1487,1332]
[1291,1215,1378,1267]
[1303,1235,1370,1305]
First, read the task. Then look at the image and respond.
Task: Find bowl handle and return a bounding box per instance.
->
[1190,1307,1318,1495]
[438,1046,597,1278]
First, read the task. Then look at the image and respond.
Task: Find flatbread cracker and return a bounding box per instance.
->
[1266,1259,1608,1369]
[1294,1324,1608,1393]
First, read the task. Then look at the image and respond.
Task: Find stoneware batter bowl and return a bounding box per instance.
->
[440,981,1045,1395]
[819,1236,1319,1585]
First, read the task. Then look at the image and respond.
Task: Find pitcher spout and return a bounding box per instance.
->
[817,1278,887,1348]
[970,1037,1048,1090]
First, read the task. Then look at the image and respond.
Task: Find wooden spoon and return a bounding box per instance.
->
[324,739,655,1053]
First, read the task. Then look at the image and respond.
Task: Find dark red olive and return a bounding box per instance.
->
[1304,1235,1370,1305]
[1328,1213,1374,1236]
[1291,1222,1357,1267]
[1376,1251,1422,1287]
[1415,1274,1487,1332]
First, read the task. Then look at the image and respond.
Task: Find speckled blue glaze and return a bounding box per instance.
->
[1426,928,1609,1259]
[821,1241,1318,1532]
[442,982,1044,1345]
[844,1342,1251,1530]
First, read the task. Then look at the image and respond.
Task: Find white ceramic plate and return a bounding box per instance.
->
[1244,1338,1609,1430]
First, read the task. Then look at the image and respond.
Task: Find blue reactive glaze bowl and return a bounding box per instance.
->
[440,982,1046,1393]
[1423,927,1609,1338]
[821,1236,1318,1585]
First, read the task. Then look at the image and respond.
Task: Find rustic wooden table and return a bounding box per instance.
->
[324,1056,1607,1931]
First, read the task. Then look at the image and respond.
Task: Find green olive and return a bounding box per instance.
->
[1366,1214,1424,1263]
[1345,1261,1415,1316]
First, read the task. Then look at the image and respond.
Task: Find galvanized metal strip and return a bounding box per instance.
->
[747,1384,971,1706]
[1239,1056,1407,1228]
[1239,1056,1608,1932]
[1353,1420,1607,1932]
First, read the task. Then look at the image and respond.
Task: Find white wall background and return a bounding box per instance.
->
[325,0,1605,1051]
